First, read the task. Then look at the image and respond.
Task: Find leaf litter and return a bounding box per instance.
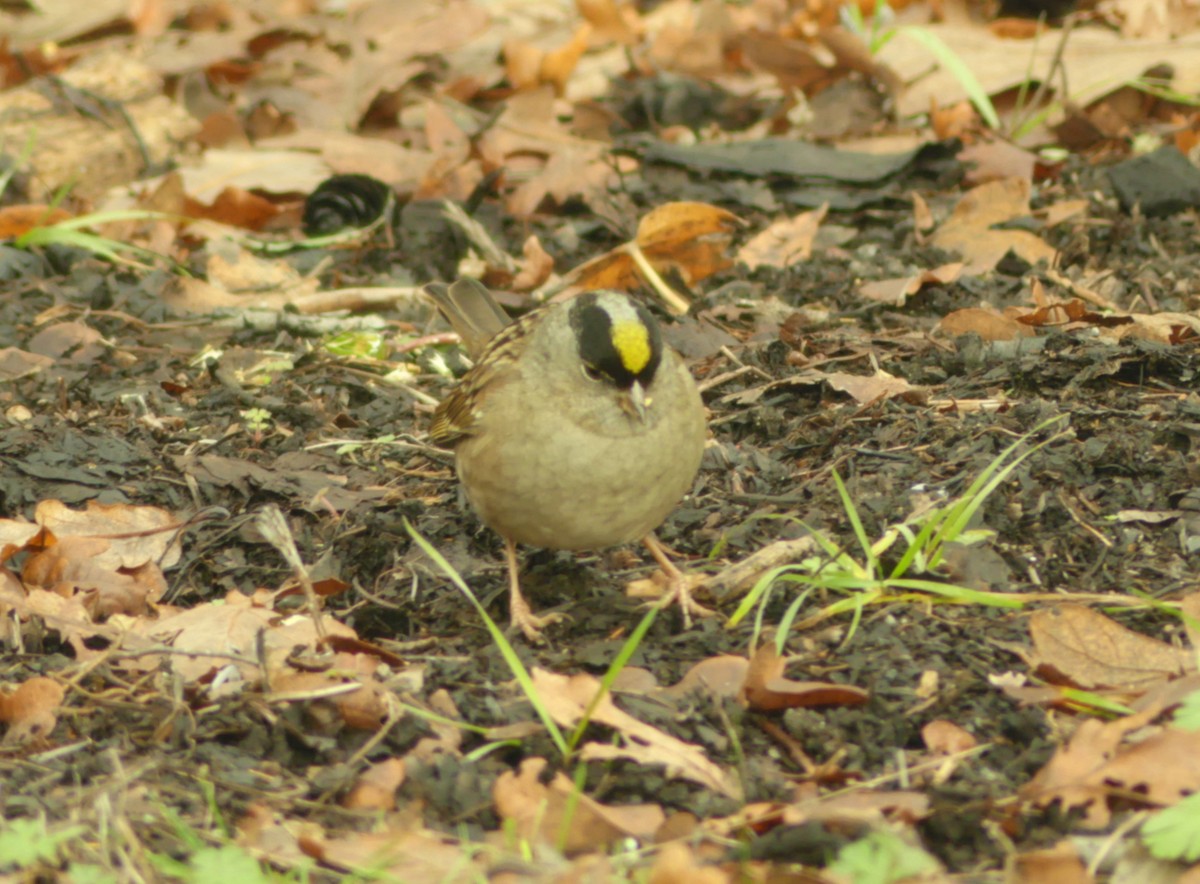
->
[3,0,1200,881]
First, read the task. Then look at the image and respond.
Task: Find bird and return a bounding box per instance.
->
[424,278,709,642]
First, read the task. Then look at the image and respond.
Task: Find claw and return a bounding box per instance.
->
[642,534,717,628]
[504,537,568,643]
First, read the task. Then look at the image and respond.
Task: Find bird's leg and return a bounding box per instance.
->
[642,533,715,627]
[503,537,566,643]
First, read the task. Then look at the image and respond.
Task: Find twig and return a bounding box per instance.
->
[703,537,818,601]
[256,504,326,641]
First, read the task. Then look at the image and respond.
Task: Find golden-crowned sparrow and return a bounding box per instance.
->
[425,278,709,641]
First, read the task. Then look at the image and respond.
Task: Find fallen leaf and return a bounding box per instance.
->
[821,369,922,405]
[342,759,406,811]
[1024,717,1200,828]
[1013,841,1090,884]
[646,841,727,884]
[562,202,741,311]
[922,719,978,755]
[737,205,827,271]
[0,205,73,238]
[859,262,965,306]
[0,676,65,745]
[493,757,664,855]
[739,640,869,712]
[661,655,749,703]
[1029,604,1193,692]
[931,177,1057,274]
[531,668,741,799]
[937,306,1035,342]
[33,499,182,569]
[23,534,166,618]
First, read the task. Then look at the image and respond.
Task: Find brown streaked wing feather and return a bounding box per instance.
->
[428,308,544,447]
[424,278,512,359]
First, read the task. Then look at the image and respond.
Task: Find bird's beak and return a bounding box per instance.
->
[620,381,649,421]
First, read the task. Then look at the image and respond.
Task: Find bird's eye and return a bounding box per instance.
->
[582,364,604,382]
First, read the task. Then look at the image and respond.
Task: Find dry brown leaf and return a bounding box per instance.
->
[704,789,931,838]
[958,138,1038,185]
[1008,288,1199,346]
[637,201,740,282]
[822,369,922,405]
[1025,711,1200,828]
[477,87,570,164]
[563,202,740,310]
[922,719,978,755]
[143,148,331,203]
[504,39,545,92]
[16,588,101,657]
[930,100,980,141]
[493,757,664,855]
[334,680,392,731]
[912,190,934,233]
[342,759,406,811]
[1014,299,1131,332]
[1029,604,1193,692]
[931,178,1057,274]
[1180,593,1200,651]
[509,143,614,217]
[647,841,727,884]
[22,534,167,618]
[732,29,835,93]
[0,676,65,746]
[304,828,483,881]
[859,262,965,306]
[937,306,1035,342]
[27,322,106,363]
[409,689,464,761]
[1114,311,1200,345]
[531,668,741,798]
[540,23,592,96]
[183,186,282,231]
[661,655,749,703]
[0,517,44,557]
[578,0,643,44]
[880,23,1200,120]
[1108,0,1200,38]
[143,592,279,683]
[206,246,316,298]
[0,348,55,381]
[739,640,869,712]
[1012,841,1091,884]
[1040,199,1090,227]
[33,499,182,569]
[510,235,556,291]
[418,101,478,201]
[266,653,390,731]
[736,205,827,271]
[0,205,73,238]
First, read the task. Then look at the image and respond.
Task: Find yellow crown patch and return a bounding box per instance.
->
[610,320,651,375]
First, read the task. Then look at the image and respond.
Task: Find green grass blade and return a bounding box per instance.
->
[566,604,658,754]
[833,469,876,574]
[905,27,1001,130]
[405,519,568,757]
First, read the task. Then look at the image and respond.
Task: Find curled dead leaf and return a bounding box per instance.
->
[563,202,741,312]
[739,640,869,712]
[0,676,65,745]
[921,719,978,755]
[493,757,664,855]
[342,758,406,811]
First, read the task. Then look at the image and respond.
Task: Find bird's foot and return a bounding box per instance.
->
[509,593,568,643]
